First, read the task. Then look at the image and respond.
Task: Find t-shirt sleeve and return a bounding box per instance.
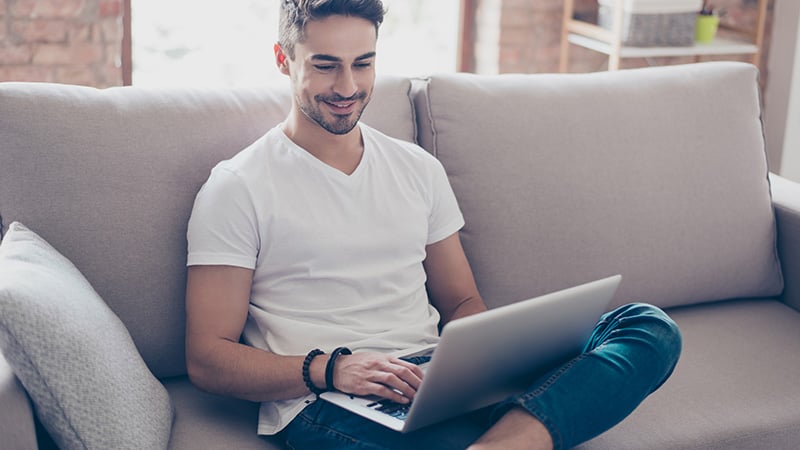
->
[186,167,260,269]
[426,158,465,245]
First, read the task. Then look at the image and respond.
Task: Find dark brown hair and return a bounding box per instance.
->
[279,0,386,59]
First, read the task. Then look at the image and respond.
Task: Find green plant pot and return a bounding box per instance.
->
[695,14,720,43]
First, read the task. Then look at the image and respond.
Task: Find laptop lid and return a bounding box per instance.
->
[321,274,622,433]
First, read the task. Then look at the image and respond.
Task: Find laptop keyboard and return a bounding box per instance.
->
[367,399,412,421]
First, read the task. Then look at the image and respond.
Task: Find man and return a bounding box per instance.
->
[185,1,682,449]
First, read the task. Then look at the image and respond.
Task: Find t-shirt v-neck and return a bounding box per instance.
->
[277,125,369,184]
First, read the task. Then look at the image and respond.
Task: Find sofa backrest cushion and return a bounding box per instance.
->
[0,76,416,378]
[413,62,783,310]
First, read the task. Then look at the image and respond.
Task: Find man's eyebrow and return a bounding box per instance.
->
[310,54,341,62]
[355,52,377,61]
[310,52,376,62]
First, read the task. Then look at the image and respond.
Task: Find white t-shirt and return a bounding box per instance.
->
[186,123,465,434]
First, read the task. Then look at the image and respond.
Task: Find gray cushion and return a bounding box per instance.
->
[579,299,800,449]
[0,76,416,378]
[414,62,783,310]
[163,378,279,450]
[771,173,800,310]
[0,222,173,450]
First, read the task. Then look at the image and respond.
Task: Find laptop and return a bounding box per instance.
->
[320,274,622,433]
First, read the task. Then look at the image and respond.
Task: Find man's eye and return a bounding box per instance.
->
[314,65,336,71]
[355,62,373,69]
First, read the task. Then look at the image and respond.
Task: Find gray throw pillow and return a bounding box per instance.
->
[0,222,173,449]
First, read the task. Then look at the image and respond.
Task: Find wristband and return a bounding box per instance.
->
[302,348,325,395]
[325,346,352,392]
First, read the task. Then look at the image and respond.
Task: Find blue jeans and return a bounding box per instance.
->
[279,303,682,450]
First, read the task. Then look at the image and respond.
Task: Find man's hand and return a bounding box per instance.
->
[331,352,424,404]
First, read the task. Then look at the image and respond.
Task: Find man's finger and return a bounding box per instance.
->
[391,358,425,379]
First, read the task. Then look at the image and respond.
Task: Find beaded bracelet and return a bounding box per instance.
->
[302,348,325,395]
[325,346,352,393]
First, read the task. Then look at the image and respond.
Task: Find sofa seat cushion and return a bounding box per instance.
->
[579,299,800,449]
[0,222,174,449]
[163,377,283,450]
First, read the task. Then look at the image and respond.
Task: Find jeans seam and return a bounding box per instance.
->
[528,353,587,398]
[519,401,564,450]
[512,353,588,450]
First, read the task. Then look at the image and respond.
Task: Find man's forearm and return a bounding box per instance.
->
[186,335,327,402]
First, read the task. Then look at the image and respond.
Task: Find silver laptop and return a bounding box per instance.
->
[320,274,622,433]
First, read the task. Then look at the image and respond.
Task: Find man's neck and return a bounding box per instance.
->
[282,111,364,175]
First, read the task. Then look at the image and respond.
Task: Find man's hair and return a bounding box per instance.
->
[279,0,385,59]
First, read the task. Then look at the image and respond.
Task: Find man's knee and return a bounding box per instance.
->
[603,303,681,363]
[615,302,682,388]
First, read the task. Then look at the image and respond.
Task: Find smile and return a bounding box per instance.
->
[324,100,356,114]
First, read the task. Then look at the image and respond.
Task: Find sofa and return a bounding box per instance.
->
[1,61,799,449]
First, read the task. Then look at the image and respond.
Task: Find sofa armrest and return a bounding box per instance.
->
[0,352,38,450]
[771,173,800,311]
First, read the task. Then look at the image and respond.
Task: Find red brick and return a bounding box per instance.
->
[32,42,103,65]
[99,0,122,18]
[12,0,86,19]
[104,42,120,66]
[69,23,95,42]
[9,0,34,17]
[54,65,97,86]
[99,63,123,87]
[0,65,55,82]
[503,0,560,12]
[500,10,535,29]
[12,19,69,43]
[0,44,33,64]
[499,27,536,47]
[98,17,121,43]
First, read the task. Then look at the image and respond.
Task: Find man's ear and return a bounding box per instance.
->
[274,43,290,75]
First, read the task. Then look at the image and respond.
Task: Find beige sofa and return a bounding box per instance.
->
[1,61,799,449]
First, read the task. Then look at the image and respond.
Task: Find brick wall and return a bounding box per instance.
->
[0,0,124,87]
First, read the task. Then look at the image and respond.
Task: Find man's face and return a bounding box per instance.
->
[284,15,377,136]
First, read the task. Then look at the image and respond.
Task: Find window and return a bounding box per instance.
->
[131,0,461,87]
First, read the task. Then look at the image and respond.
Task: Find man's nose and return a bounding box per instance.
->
[334,67,358,98]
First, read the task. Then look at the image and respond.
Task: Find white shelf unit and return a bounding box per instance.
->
[560,0,768,72]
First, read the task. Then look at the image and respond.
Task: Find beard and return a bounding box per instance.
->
[297,91,370,135]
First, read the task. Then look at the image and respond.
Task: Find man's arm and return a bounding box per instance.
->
[185,265,423,403]
[185,265,317,402]
[424,232,488,326]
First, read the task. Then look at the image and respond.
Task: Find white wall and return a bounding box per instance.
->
[765,0,800,182]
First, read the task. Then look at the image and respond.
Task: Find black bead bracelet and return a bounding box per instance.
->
[302,348,325,395]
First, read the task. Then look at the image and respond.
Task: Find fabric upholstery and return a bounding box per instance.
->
[579,299,800,449]
[0,353,37,450]
[0,222,173,450]
[771,173,800,311]
[0,76,415,378]
[413,62,783,310]
[163,377,282,450]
